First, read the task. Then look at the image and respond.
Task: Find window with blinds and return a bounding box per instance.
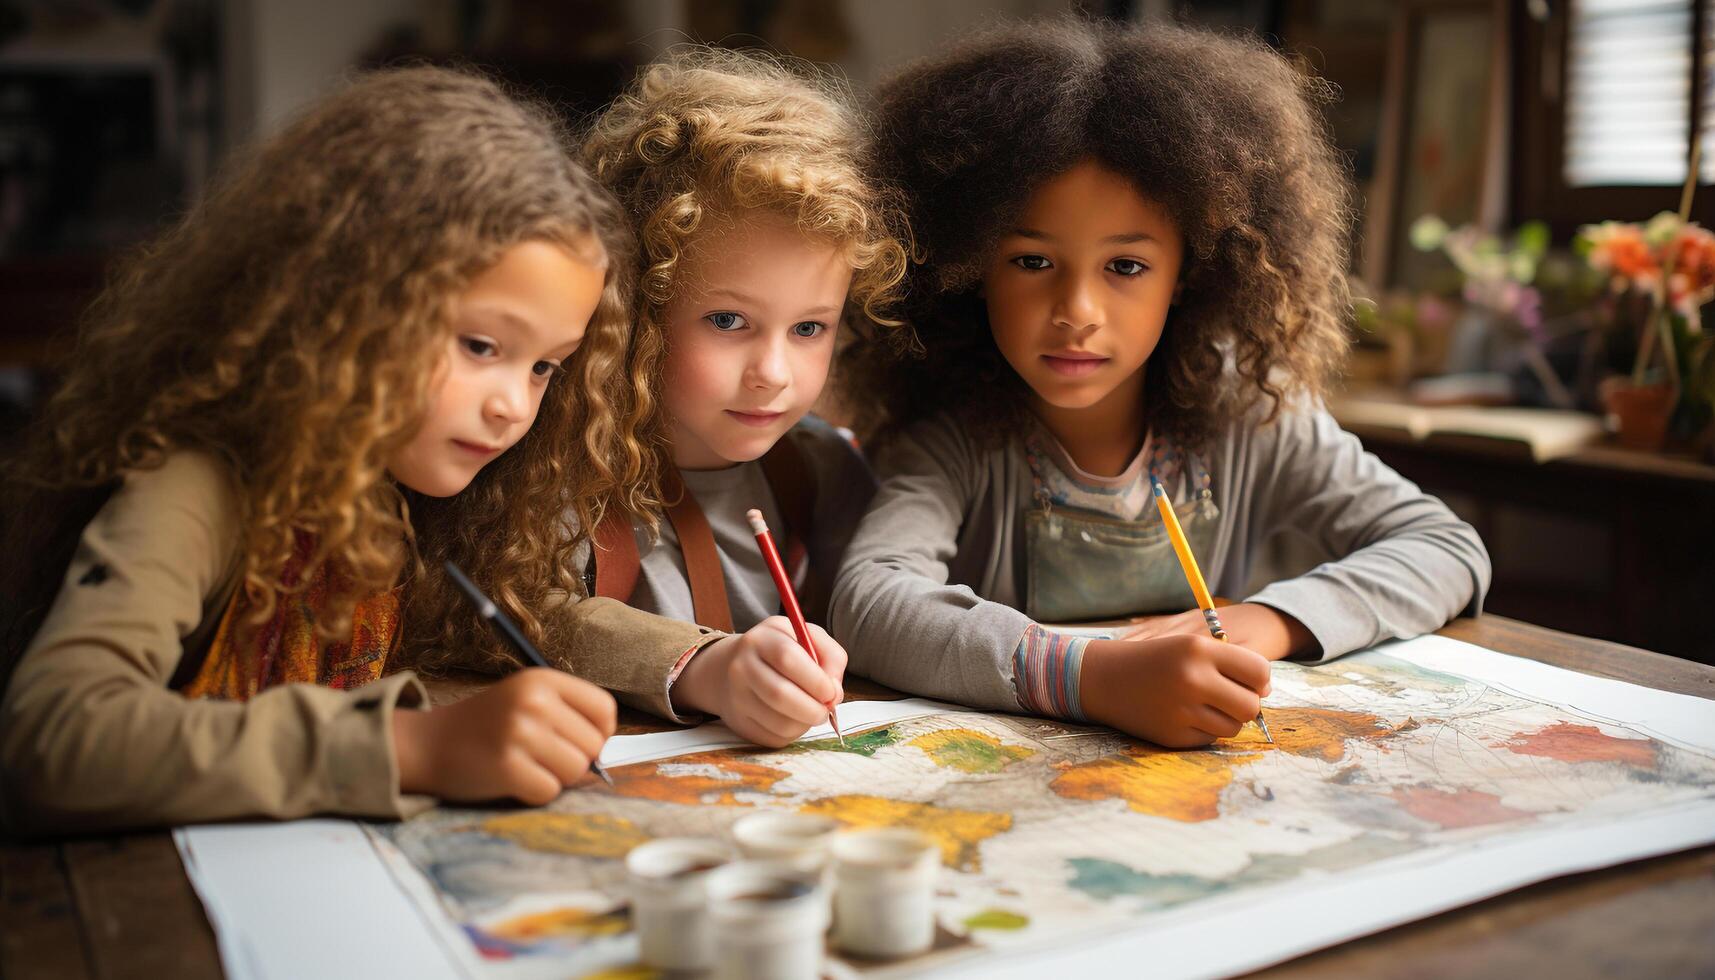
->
[1564,0,1706,186]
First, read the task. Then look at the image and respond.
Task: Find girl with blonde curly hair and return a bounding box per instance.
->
[832,19,1491,748]
[0,66,716,834]
[579,48,910,747]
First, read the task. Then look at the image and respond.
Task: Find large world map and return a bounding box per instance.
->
[370,640,1715,978]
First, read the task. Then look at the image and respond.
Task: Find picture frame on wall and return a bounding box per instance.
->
[1365,0,1511,289]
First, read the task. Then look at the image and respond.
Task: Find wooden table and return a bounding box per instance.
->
[4,616,1712,979]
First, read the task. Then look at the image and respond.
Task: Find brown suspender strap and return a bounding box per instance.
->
[660,467,735,633]
[591,506,641,605]
[590,435,823,630]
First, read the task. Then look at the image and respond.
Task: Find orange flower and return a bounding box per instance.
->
[1610,237,1660,279]
[1581,222,1660,292]
[1660,226,1715,325]
[1669,226,1715,289]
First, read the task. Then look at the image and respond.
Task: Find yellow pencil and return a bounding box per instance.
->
[1148,476,1273,743]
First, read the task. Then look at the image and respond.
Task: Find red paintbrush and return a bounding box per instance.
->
[746,508,845,746]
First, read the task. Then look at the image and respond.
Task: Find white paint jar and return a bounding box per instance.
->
[731,811,841,874]
[623,837,732,971]
[705,860,829,980]
[830,827,939,959]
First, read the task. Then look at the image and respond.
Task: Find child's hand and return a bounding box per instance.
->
[671,616,847,748]
[1078,635,1272,748]
[1122,602,1317,661]
[391,668,617,805]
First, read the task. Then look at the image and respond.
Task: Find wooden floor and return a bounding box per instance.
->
[3,615,1712,979]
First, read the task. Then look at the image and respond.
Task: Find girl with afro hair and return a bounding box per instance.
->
[831,19,1490,749]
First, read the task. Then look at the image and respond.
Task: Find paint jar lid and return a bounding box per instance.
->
[625,837,733,902]
[706,859,829,938]
[733,811,840,867]
[830,827,938,883]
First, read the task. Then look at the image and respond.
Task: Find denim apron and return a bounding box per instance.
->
[1022,434,1222,623]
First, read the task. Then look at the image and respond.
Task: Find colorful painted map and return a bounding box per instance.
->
[368,638,1715,978]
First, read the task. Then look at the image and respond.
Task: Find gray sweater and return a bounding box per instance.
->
[829,402,1491,712]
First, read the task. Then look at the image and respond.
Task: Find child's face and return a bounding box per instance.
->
[388,238,606,497]
[661,215,853,470]
[983,159,1184,418]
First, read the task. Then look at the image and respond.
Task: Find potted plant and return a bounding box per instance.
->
[1576,212,1715,451]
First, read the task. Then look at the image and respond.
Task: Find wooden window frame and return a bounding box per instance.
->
[1510,0,1715,241]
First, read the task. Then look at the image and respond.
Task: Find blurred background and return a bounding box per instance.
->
[2,0,1711,661]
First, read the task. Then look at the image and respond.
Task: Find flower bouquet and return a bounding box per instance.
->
[1577,211,1715,452]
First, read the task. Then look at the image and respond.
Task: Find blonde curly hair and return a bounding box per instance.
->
[3,66,649,678]
[580,46,911,467]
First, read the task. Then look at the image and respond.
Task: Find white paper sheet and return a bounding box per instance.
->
[174,635,1715,980]
[174,820,466,980]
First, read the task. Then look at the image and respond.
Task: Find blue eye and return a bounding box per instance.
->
[460,336,496,357]
[1108,258,1148,276]
[792,321,826,339]
[707,312,746,331]
[1012,255,1052,271]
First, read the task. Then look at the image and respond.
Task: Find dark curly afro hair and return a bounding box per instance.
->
[843,17,1355,452]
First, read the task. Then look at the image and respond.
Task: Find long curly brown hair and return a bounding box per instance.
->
[580,46,911,463]
[843,18,1354,451]
[2,66,650,680]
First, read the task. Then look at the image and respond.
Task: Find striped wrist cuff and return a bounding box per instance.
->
[1011,624,1090,722]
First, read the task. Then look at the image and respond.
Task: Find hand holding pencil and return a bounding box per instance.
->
[672,618,849,747]
[1149,476,1273,743]
[444,561,616,785]
[747,509,845,746]
[1071,482,1275,749]
[667,516,848,748]
[387,563,620,806]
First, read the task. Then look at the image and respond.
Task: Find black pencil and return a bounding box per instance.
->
[444,560,614,786]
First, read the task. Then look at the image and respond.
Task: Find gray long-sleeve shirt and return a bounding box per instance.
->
[828,401,1492,712]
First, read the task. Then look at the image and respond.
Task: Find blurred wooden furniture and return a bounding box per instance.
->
[1342,421,1715,664]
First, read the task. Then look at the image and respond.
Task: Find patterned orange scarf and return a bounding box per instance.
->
[182,532,401,701]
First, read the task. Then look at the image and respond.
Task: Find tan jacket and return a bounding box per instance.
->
[0,452,720,836]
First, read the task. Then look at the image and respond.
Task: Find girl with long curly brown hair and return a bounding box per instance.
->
[831,19,1490,748]
[0,66,715,835]
[578,48,910,747]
